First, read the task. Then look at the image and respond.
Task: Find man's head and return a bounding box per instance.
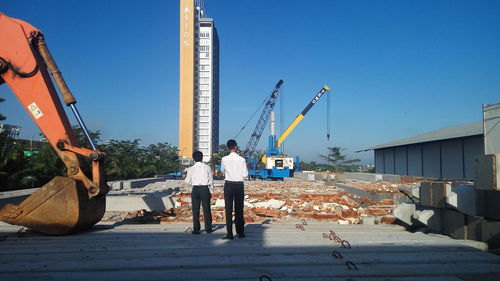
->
[192,150,203,162]
[226,139,238,152]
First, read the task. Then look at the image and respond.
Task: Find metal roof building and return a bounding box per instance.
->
[361,122,484,180]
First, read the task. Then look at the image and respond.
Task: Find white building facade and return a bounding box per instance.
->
[194,6,219,162]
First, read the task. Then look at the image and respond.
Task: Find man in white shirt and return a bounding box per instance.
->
[184,151,213,234]
[220,139,248,239]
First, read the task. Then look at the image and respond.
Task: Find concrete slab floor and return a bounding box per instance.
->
[1,221,499,280]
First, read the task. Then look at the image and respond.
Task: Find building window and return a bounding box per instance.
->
[199,71,210,78]
[199,46,210,52]
[200,58,210,65]
[200,97,209,103]
[199,90,210,96]
[199,129,209,135]
[203,53,210,58]
[199,103,209,109]
[199,116,209,122]
[199,84,209,90]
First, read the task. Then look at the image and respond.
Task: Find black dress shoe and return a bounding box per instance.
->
[192,230,201,235]
[206,229,213,233]
[238,233,246,238]
[221,234,234,240]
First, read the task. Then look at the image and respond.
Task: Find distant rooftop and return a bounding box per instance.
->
[359,121,483,151]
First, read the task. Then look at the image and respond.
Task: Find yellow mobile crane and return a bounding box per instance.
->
[249,85,331,180]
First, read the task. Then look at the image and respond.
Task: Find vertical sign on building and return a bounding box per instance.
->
[179,0,195,159]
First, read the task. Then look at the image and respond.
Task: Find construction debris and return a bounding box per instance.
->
[102,176,411,225]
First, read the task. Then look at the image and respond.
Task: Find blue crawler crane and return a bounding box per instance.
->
[243,82,331,180]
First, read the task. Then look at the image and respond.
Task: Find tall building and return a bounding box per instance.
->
[179,0,219,163]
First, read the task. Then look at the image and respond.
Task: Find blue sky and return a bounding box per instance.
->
[1,0,499,164]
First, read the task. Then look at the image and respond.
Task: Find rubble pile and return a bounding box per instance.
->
[103,179,399,225]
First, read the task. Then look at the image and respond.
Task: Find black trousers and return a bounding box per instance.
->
[191,185,212,232]
[224,181,245,235]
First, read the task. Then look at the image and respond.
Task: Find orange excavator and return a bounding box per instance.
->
[0,13,109,235]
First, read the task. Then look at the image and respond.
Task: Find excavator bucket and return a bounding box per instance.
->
[0,176,106,235]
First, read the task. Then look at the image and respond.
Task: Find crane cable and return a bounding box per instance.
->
[233,90,272,140]
[327,88,331,140]
[280,84,285,154]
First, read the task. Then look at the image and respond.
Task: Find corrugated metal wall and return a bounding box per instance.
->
[375,136,484,179]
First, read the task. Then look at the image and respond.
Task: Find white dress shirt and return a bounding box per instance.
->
[221,152,248,182]
[185,162,213,192]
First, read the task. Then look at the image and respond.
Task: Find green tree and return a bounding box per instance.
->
[319,146,361,172]
[0,135,29,191]
[72,125,101,148]
[210,144,228,169]
[144,142,181,174]
[100,139,180,181]
[0,97,6,121]
[100,139,144,180]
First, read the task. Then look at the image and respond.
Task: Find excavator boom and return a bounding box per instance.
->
[0,13,108,235]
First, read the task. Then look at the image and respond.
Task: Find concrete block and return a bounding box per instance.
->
[474,154,500,190]
[394,202,416,225]
[360,216,376,225]
[446,184,480,216]
[382,174,402,183]
[333,183,411,204]
[398,186,420,200]
[214,199,225,208]
[108,181,123,191]
[106,194,175,212]
[254,199,286,209]
[466,216,483,241]
[340,172,383,182]
[420,182,451,208]
[480,218,500,249]
[314,173,328,181]
[441,209,466,239]
[122,178,165,190]
[294,172,315,181]
[483,190,500,221]
[412,209,442,232]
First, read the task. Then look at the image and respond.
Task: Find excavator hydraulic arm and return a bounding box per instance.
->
[0,13,109,235]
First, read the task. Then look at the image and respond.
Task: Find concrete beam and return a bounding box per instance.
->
[382,174,402,183]
[106,194,175,212]
[393,202,417,225]
[294,172,316,181]
[339,172,383,182]
[412,209,441,232]
[332,183,410,204]
[481,218,500,249]
[446,184,480,216]
[482,190,500,221]
[474,154,500,191]
[441,209,467,239]
[420,182,451,208]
